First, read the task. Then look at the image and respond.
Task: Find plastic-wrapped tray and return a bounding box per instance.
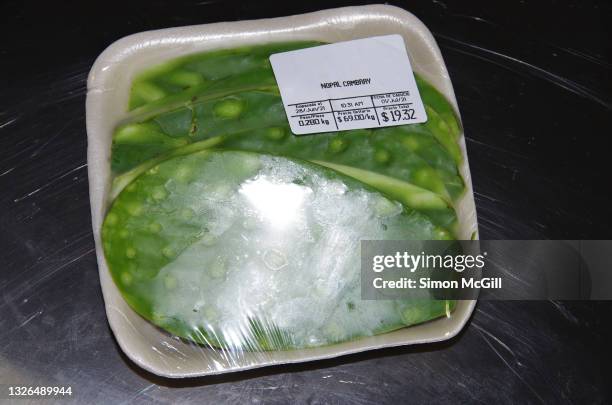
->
[86,4,478,377]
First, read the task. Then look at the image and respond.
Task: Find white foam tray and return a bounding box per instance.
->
[86,4,478,378]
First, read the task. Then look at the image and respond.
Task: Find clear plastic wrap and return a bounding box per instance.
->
[86,5,478,377]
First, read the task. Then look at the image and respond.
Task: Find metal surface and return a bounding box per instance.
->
[1,0,610,403]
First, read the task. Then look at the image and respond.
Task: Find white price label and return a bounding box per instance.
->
[269,35,427,135]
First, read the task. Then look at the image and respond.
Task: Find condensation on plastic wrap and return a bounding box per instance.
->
[86,5,478,378]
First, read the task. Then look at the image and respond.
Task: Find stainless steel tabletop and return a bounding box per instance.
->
[1,0,610,403]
